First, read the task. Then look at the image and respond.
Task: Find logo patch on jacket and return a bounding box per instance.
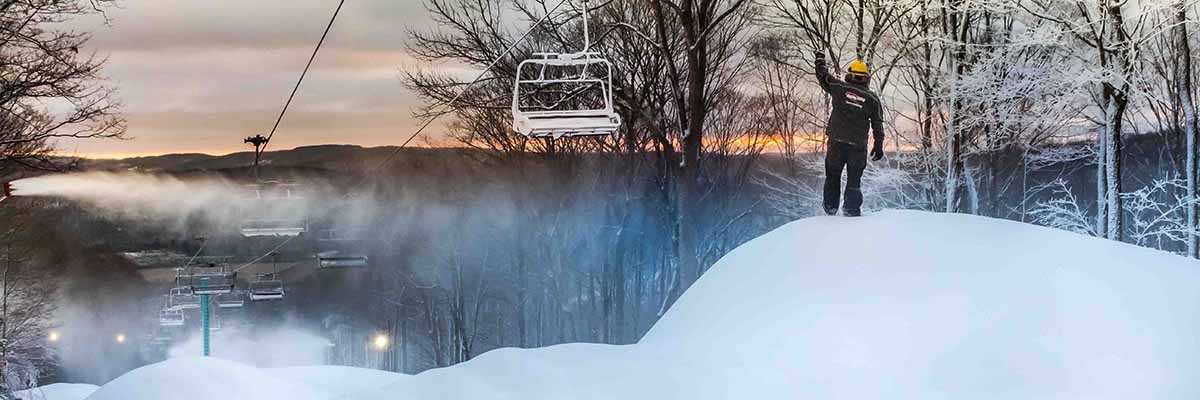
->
[844,92,866,109]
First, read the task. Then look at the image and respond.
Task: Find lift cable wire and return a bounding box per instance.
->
[177,239,209,272]
[367,0,571,174]
[261,0,347,153]
[233,235,297,274]
[229,0,566,274]
[227,0,345,276]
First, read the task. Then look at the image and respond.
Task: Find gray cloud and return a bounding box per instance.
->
[56,0,445,157]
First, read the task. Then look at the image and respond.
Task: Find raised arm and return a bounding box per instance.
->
[814,52,839,94]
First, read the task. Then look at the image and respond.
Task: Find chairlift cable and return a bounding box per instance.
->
[367,0,571,174]
[261,0,347,152]
[178,239,209,270]
[233,235,298,273]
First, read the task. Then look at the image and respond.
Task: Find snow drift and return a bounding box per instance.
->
[14,383,97,400]
[69,210,1200,399]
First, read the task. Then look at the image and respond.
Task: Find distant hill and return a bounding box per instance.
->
[81,145,471,176]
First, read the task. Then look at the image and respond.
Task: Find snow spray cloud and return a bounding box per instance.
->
[9,172,313,232]
[168,325,332,367]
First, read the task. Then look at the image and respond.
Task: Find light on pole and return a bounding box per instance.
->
[372,334,389,351]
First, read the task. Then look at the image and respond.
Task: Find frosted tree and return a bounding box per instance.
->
[0,209,59,396]
[1021,0,1166,240]
[1029,179,1101,236]
[947,11,1097,218]
[1173,0,1198,257]
[1123,177,1200,249]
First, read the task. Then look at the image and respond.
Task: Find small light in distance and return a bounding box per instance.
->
[373,334,389,350]
[115,334,126,343]
[48,331,60,342]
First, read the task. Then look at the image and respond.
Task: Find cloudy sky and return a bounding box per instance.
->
[60,0,443,158]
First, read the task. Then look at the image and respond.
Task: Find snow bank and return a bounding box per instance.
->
[71,210,1200,399]
[79,357,405,400]
[13,383,97,400]
[265,366,407,399]
[354,210,1200,399]
[84,358,326,400]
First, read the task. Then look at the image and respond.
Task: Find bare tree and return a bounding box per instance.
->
[0,0,125,173]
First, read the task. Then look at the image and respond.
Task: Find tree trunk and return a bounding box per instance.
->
[944,2,969,213]
[1176,0,1198,257]
[1103,88,1125,241]
[1100,0,1129,241]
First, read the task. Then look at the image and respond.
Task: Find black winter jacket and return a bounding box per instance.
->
[816,59,885,150]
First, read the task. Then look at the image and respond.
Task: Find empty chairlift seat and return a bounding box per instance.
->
[511,53,621,138]
[249,273,284,301]
[169,287,200,310]
[241,182,309,237]
[315,229,369,269]
[181,264,236,295]
[216,290,246,308]
[159,309,185,327]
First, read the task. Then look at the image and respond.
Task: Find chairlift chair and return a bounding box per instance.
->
[216,290,246,308]
[241,182,309,237]
[249,273,284,301]
[315,229,368,269]
[168,287,200,310]
[209,314,222,332]
[511,0,620,138]
[159,308,185,327]
[152,328,173,343]
[186,264,236,295]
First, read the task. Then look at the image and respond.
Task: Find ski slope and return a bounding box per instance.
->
[57,210,1200,399]
[14,383,97,400]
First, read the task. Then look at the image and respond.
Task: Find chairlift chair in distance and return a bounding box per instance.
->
[151,328,173,343]
[511,0,620,138]
[215,290,246,308]
[168,287,200,310]
[249,273,284,301]
[209,313,222,332]
[240,182,309,237]
[315,229,368,269]
[239,136,310,237]
[182,264,236,295]
[159,308,185,327]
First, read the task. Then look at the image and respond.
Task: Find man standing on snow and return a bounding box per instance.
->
[814,52,885,217]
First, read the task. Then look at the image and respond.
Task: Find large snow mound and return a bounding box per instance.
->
[356,210,1200,399]
[73,210,1200,399]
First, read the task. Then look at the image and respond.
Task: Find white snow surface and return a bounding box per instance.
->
[65,210,1200,399]
[13,383,98,400]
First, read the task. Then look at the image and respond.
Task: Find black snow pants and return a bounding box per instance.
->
[824,140,867,213]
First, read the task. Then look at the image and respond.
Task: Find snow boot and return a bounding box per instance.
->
[824,207,838,216]
[844,209,861,217]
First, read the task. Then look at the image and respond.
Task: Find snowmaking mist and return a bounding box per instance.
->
[168,325,332,368]
[9,172,313,232]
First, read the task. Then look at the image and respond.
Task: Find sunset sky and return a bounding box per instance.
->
[59,0,445,158]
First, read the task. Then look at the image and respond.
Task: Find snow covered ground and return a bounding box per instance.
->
[43,210,1200,399]
[13,383,98,400]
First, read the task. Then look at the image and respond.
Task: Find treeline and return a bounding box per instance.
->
[405,0,1200,253]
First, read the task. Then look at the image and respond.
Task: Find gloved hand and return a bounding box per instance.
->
[870,142,884,161]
